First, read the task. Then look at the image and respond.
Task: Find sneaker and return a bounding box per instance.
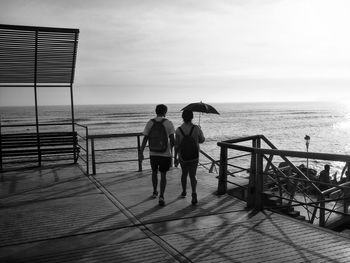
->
[191,193,198,205]
[181,191,187,198]
[159,196,165,206]
[152,191,158,198]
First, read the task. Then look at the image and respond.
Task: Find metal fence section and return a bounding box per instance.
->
[88,133,144,175]
[217,135,350,228]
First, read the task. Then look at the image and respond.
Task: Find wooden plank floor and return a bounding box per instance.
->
[1,164,350,262]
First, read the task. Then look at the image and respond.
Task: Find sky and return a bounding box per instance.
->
[1,0,350,106]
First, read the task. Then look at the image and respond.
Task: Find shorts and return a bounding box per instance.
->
[150,155,171,173]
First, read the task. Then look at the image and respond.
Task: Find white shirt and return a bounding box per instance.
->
[143,117,175,157]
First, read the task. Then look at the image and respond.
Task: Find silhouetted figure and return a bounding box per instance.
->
[140,104,175,206]
[174,110,205,205]
[319,164,332,191]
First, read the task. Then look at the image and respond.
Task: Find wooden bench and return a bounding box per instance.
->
[1,131,80,168]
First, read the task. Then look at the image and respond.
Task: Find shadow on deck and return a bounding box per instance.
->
[1,164,350,262]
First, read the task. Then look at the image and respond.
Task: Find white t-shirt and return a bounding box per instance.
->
[143,117,175,157]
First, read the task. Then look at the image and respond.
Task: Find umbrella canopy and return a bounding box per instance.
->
[181,102,219,125]
[181,102,220,115]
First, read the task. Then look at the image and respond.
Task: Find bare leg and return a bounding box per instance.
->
[152,170,158,193]
[181,164,189,194]
[188,164,198,194]
[159,171,167,197]
[189,163,198,204]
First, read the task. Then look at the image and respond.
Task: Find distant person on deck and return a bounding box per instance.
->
[174,110,205,205]
[319,164,336,190]
[139,104,175,206]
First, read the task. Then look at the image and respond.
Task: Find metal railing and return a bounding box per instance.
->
[1,122,81,170]
[217,135,350,228]
[75,123,89,174]
[87,132,143,175]
[85,132,221,176]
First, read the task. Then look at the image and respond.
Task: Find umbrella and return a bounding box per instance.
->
[181,101,219,125]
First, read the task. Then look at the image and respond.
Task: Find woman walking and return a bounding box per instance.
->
[174,110,205,204]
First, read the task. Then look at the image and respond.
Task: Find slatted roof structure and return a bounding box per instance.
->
[0,24,79,127]
[0,24,79,167]
[0,24,79,87]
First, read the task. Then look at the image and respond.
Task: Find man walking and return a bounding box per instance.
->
[140,104,175,206]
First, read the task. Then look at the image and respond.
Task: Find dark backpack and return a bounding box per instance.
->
[148,119,168,153]
[179,125,199,161]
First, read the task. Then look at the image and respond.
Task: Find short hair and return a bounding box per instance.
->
[325,164,330,170]
[155,104,167,116]
[182,109,193,123]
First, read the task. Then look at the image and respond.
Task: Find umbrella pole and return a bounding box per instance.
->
[198,113,201,126]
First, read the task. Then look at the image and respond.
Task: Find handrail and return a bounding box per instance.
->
[87,132,223,175]
[217,134,350,228]
[223,135,261,144]
[322,181,350,195]
[199,149,219,173]
[88,132,143,175]
[0,122,77,128]
[259,135,322,197]
[87,132,143,140]
[217,141,350,162]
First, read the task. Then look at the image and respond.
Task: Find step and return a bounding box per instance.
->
[287,210,300,218]
[295,215,306,221]
[341,229,350,236]
[265,196,282,207]
[279,206,294,213]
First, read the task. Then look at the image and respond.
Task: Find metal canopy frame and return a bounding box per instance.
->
[0,24,79,166]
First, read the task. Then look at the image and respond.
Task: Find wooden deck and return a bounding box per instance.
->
[1,164,350,262]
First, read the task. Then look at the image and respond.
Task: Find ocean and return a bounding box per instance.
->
[1,101,350,176]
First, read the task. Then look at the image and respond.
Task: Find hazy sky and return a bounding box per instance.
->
[1,0,350,106]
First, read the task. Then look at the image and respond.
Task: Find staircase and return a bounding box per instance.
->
[264,192,306,221]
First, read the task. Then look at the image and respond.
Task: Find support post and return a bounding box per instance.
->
[319,196,326,227]
[310,203,319,224]
[247,139,257,208]
[86,127,89,175]
[217,146,228,195]
[255,152,264,210]
[344,188,349,214]
[70,32,78,163]
[91,138,96,175]
[34,30,41,167]
[71,83,76,163]
[137,135,142,172]
[0,119,2,171]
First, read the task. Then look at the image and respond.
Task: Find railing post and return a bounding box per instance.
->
[255,152,264,210]
[86,127,89,175]
[91,138,96,175]
[73,132,78,163]
[137,135,142,172]
[0,119,2,171]
[344,188,350,214]
[217,146,228,195]
[247,139,257,208]
[319,196,326,227]
[310,203,319,224]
